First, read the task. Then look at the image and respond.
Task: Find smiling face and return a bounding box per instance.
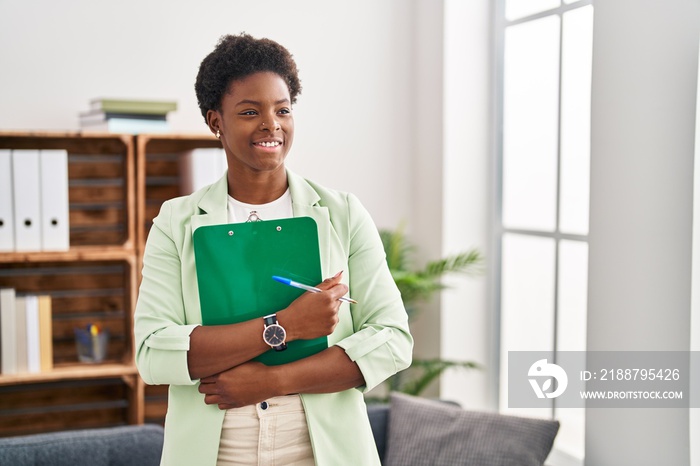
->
[207,71,294,179]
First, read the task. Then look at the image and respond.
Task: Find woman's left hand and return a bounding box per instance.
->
[198,361,279,410]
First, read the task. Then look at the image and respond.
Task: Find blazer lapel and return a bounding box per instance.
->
[190,173,229,231]
[288,170,332,279]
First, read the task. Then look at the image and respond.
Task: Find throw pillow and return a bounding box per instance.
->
[384,392,559,466]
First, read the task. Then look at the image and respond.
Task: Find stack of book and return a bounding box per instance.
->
[79,98,177,133]
[0,288,53,375]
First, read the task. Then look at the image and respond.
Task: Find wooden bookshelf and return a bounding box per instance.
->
[0,131,139,436]
[0,131,220,436]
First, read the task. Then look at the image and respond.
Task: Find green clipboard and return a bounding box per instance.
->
[192,216,327,365]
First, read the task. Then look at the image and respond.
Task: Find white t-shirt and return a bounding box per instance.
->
[227,188,293,223]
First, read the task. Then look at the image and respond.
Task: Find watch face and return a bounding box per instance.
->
[263,324,286,346]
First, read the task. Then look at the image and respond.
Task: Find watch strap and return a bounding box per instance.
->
[263,314,277,326]
[272,341,287,351]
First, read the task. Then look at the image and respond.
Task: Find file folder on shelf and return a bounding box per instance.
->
[15,295,29,373]
[179,148,227,194]
[0,150,14,252]
[0,288,17,375]
[11,150,42,251]
[38,295,54,372]
[40,150,70,251]
[25,295,41,374]
[193,216,327,365]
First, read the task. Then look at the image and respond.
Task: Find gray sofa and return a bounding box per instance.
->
[0,393,559,466]
[0,424,164,466]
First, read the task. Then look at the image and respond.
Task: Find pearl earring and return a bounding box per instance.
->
[216,130,220,138]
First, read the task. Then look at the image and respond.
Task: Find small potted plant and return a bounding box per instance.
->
[367,225,483,402]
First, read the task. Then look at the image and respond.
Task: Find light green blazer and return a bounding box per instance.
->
[134,169,413,466]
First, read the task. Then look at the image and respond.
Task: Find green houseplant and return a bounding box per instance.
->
[369,226,483,401]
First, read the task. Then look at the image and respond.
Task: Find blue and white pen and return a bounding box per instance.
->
[272,275,358,304]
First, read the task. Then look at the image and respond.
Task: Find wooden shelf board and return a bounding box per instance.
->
[0,246,135,263]
[0,129,132,142]
[137,132,217,140]
[0,363,138,386]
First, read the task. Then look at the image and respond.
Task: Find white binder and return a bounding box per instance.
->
[25,295,41,373]
[0,288,17,375]
[180,148,227,194]
[15,295,28,373]
[0,150,14,251]
[40,149,70,251]
[12,150,42,251]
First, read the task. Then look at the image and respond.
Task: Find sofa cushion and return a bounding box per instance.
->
[0,424,164,466]
[367,403,390,462]
[384,393,559,466]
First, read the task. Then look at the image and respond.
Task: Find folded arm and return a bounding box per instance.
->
[187,273,349,380]
[198,345,364,409]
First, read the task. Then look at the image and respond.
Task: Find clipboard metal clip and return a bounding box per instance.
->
[246,211,262,222]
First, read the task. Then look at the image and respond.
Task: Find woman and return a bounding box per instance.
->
[134,33,413,466]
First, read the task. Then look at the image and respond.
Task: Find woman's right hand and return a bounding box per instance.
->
[276,271,348,342]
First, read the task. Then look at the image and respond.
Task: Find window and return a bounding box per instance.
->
[495,1,593,463]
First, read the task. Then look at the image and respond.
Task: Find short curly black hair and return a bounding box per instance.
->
[195,33,302,123]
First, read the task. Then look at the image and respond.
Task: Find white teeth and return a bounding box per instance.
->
[258,141,280,147]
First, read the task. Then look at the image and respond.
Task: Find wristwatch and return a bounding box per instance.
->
[262,314,287,351]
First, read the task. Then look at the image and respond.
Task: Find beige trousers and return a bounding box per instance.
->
[216,395,315,466]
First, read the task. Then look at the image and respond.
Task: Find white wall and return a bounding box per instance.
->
[0,0,416,232]
[692,37,700,466]
[586,0,699,464]
[406,0,445,388]
[394,0,494,404]
[440,0,494,411]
